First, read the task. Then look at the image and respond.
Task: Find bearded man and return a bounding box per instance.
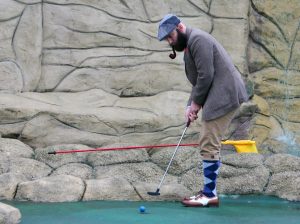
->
[157,14,248,207]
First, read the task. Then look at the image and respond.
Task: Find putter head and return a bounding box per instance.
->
[147,189,160,196]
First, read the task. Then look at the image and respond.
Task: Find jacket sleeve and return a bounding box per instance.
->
[189,36,214,106]
[187,91,192,107]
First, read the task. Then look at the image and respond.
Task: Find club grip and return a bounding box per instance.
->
[48,151,56,155]
[186,119,191,127]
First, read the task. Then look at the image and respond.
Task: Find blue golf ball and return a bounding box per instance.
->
[139,206,146,213]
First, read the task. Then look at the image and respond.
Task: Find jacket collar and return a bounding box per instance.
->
[185,27,192,41]
[184,27,192,53]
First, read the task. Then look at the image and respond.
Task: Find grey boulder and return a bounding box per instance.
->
[218,165,270,194]
[151,147,201,176]
[266,171,300,201]
[221,153,265,168]
[94,162,178,184]
[87,146,149,167]
[0,202,21,224]
[15,175,85,202]
[218,154,269,194]
[0,173,27,200]
[179,166,204,194]
[264,154,300,173]
[83,177,140,201]
[51,163,93,179]
[35,144,89,168]
[0,138,33,158]
[8,158,52,180]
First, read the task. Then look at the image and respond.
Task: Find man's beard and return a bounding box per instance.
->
[171,29,187,52]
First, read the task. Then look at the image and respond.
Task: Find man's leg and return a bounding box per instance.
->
[182,108,238,207]
[202,160,220,198]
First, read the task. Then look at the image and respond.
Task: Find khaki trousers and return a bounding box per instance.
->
[199,108,238,161]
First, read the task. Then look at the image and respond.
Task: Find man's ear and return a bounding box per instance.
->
[177,23,185,32]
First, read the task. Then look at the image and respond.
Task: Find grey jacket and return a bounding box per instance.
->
[184,27,248,121]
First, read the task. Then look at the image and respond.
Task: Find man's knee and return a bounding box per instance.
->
[200,148,220,161]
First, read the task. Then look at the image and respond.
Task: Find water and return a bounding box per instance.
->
[277,36,300,156]
[2,195,300,224]
[277,132,300,156]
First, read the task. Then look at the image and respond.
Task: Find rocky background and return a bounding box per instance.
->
[0,0,299,213]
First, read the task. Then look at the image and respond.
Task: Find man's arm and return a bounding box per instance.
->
[189,36,214,106]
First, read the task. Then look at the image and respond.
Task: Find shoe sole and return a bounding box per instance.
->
[181,200,219,208]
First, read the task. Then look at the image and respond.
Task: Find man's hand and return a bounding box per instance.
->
[186,101,201,122]
[185,106,192,123]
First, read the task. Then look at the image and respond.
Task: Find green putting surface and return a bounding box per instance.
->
[3,195,300,224]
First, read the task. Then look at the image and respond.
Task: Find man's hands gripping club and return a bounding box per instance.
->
[186,101,201,123]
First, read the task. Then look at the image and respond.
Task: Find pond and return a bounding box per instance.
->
[3,195,300,224]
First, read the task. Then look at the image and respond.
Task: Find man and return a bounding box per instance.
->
[157,14,248,207]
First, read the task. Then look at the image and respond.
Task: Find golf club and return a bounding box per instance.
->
[147,120,191,196]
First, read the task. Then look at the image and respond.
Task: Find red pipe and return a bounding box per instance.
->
[48,143,199,155]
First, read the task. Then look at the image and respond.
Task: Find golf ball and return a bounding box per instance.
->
[139,206,146,213]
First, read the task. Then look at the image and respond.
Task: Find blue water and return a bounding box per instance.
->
[3,195,300,224]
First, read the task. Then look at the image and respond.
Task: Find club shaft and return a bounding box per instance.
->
[156,126,188,190]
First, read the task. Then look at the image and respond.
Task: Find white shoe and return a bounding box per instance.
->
[183,192,201,200]
[182,192,219,207]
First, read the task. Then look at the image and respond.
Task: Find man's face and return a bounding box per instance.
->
[166,29,178,46]
[165,29,187,52]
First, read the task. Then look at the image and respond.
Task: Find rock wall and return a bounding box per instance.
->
[0,0,298,153]
[248,0,300,153]
[0,0,251,149]
[0,0,299,203]
[1,138,299,202]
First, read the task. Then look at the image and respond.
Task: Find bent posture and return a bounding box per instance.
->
[157,14,248,207]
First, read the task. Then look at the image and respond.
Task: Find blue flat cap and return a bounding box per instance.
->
[157,14,181,41]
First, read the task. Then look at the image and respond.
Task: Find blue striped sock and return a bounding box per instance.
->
[202,160,220,198]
